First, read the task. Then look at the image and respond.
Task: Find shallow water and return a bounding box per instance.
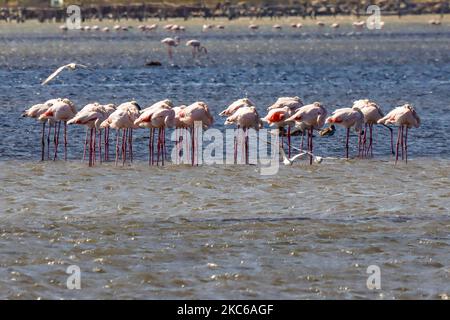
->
[0,20,449,299]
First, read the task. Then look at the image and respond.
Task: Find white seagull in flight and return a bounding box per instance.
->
[41,63,89,85]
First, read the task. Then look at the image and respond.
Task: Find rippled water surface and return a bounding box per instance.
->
[0,19,449,299]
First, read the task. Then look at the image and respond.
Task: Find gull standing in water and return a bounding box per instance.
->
[41,63,89,85]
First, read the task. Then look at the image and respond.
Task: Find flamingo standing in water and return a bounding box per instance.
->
[377,104,420,164]
[100,101,141,165]
[67,103,116,166]
[325,106,364,159]
[161,37,180,60]
[266,96,303,157]
[178,101,214,166]
[38,99,77,161]
[219,98,255,117]
[285,102,328,165]
[224,106,262,164]
[134,99,175,165]
[353,99,394,157]
[186,40,207,58]
[22,98,61,161]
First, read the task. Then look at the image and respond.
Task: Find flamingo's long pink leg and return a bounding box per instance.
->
[362,123,367,157]
[287,126,291,158]
[83,128,88,162]
[162,128,165,166]
[115,129,120,166]
[405,126,408,164]
[64,121,68,161]
[122,128,127,165]
[234,126,238,164]
[129,129,133,163]
[191,126,195,166]
[54,121,61,161]
[98,129,102,164]
[395,126,401,165]
[309,127,313,165]
[400,126,404,160]
[245,128,249,164]
[345,127,350,159]
[369,124,373,157]
[41,121,46,161]
[47,122,51,160]
[89,127,94,167]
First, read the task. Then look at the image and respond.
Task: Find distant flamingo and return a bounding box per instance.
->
[186,40,207,58]
[38,99,77,161]
[225,106,262,164]
[353,99,394,157]
[377,104,420,164]
[134,99,174,165]
[178,101,214,165]
[285,102,328,164]
[325,106,364,159]
[161,37,180,60]
[22,98,60,161]
[100,101,141,165]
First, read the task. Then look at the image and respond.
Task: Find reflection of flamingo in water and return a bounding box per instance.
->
[100,101,141,165]
[161,37,180,60]
[353,99,394,157]
[224,106,262,164]
[22,98,60,161]
[186,40,207,58]
[68,103,116,166]
[134,99,175,166]
[178,102,214,166]
[285,102,328,165]
[377,104,420,164]
[325,106,365,159]
[38,99,77,161]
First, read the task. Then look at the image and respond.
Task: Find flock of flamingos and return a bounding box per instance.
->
[22,96,421,167]
[22,19,427,167]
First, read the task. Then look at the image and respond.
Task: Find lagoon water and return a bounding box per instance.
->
[0,19,449,299]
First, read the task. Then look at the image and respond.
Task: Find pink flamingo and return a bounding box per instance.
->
[161,37,180,60]
[353,99,394,157]
[134,99,175,165]
[22,98,60,161]
[266,96,303,157]
[325,106,364,159]
[186,40,207,58]
[377,104,420,164]
[38,99,77,161]
[219,98,255,117]
[285,102,328,164]
[100,101,141,165]
[224,106,262,164]
[178,101,214,166]
[68,103,116,166]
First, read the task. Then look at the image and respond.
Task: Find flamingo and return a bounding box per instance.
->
[67,103,116,166]
[317,21,325,27]
[248,24,259,30]
[41,63,89,85]
[100,101,141,165]
[266,96,303,157]
[273,24,282,30]
[352,21,365,31]
[353,99,394,157]
[178,102,214,165]
[219,98,255,117]
[186,40,207,58]
[224,106,262,164]
[38,99,77,161]
[325,106,364,159]
[134,99,174,165]
[377,104,420,164]
[285,102,328,164]
[161,37,180,60]
[331,23,340,29]
[22,98,61,161]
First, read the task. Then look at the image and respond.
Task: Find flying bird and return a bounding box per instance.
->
[41,63,89,85]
